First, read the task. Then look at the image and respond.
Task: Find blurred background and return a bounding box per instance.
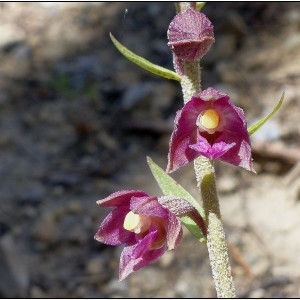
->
[1,2,300,298]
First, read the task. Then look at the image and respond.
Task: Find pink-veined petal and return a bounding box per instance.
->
[119,231,165,280]
[212,97,255,172]
[218,137,255,172]
[189,135,236,160]
[96,190,148,208]
[130,196,168,219]
[167,99,207,173]
[158,196,207,238]
[166,213,183,250]
[94,208,135,246]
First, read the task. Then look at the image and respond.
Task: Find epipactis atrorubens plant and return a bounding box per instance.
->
[95,2,284,297]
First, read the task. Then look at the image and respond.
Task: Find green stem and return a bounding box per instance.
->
[175,2,196,13]
[194,157,236,298]
[181,61,201,104]
[175,2,236,298]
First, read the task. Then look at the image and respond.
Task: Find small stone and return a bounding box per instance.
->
[121,81,176,118]
[31,212,58,245]
[284,33,300,52]
[107,278,128,294]
[86,252,115,282]
[86,256,105,275]
[121,83,153,111]
[18,184,46,206]
[216,61,239,83]
[30,286,47,298]
[249,288,265,298]
[0,24,25,51]
[159,251,175,268]
[175,279,189,296]
[251,120,280,142]
[0,234,29,297]
[67,200,83,214]
[218,176,237,194]
[215,34,238,59]
[0,133,11,147]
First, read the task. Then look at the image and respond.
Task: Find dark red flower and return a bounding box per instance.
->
[94,190,183,280]
[167,88,255,173]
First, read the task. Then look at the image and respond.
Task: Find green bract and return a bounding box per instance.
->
[248,92,284,136]
[110,33,181,82]
[147,156,206,242]
[196,2,206,11]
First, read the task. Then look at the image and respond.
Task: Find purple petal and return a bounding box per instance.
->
[158,196,196,216]
[130,196,168,219]
[94,208,136,246]
[212,97,255,172]
[218,137,255,172]
[158,196,207,238]
[166,213,183,250]
[189,135,235,160]
[96,190,148,208]
[195,87,229,103]
[119,231,165,280]
[169,38,215,61]
[168,9,213,42]
[167,99,207,173]
[214,98,245,132]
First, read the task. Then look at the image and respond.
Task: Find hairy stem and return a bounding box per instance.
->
[194,157,236,298]
[175,1,196,13]
[175,2,236,298]
[181,61,201,104]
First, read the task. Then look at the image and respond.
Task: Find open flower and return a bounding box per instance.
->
[167,87,255,173]
[167,8,215,62]
[94,190,183,280]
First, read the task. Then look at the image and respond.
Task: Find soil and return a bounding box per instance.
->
[1,2,300,298]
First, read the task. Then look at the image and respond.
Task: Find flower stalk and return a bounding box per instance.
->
[181,61,201,104]
[174,2,236,298]
[195,157,236,298]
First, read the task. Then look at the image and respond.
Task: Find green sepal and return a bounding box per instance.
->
[147,156,206,243]
[196,2,206,11]
[248,92,284,136]
[110,33,181,82]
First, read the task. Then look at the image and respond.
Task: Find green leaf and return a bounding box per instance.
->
[147,157,202,213]
[147,157,206,242]
[181,216,205,241]
[110,33,181,82]
[196,2,206,11]
[248,92,284,136]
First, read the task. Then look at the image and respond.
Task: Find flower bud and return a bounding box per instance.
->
[168,8,215,61]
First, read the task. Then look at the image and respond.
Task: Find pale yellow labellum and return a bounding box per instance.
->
[199,109,220,130]
[123,211,151,234]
